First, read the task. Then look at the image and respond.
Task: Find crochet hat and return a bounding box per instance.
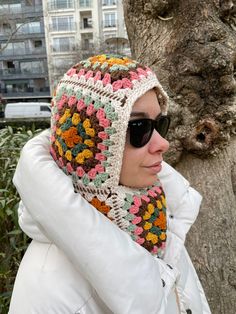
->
[50,54,168,189]
[50,54,169,257]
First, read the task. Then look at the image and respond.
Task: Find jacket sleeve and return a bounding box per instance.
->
[13,129,179,314]
[160,162,202,266]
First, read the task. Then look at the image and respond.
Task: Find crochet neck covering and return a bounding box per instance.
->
[50,54,169,258]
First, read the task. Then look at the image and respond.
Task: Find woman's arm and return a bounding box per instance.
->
[13,130,179,314]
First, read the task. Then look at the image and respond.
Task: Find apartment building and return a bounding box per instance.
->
[43,0,130,91]
[0,0,50,102]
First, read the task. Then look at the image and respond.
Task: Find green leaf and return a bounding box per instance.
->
[7,230,22,236]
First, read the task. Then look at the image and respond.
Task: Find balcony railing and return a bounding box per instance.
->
[80,22,93,30]
[102,0,117,6]
[51,45,76,53]
[81,43,94,50]
[0,68,47,76]
[16,24,44,34]
[49,22,76,32]
[0,5,43,15]
[102,20,117,28]
[1,87,50,98]
[48,0,74,11]
[0,47,46,57]
[79,0,92,7]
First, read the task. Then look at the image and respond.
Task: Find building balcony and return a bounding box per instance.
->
[102,0,117,7]
[79,0,92,9]
[81,43,94,50]
[80,22,93,32]
[0,4,43,18]
[1,88,50,99]
[51,45,77,54]
[102,20,117,28]
[0,68,48,80]
[48,0,75,11]
[0,28,45,41]
[49,22,76,32]
[17,25,45,35]
[0,48,47,59]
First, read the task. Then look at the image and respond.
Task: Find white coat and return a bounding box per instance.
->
[9,130,211,314]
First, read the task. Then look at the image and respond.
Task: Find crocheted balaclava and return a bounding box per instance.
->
[50,54,169,258]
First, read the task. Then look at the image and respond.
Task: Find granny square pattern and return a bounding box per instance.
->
[50,54,169,257]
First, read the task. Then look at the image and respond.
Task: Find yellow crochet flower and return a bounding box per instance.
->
[107,58,124,66]
[144,222,152,230]
[85,128,95,137]
[107,57,133,66]
[76,153,85,164]
[55,140,63,157]
[143,211,151,220]
[65,150,72,161]
[89,54,106,64]
[161,195,166,207]
[59,109,71,125]
[123,57,133,64]
[82,149,93,159]
[146,232,158,245]
[156,200,163,209]
[56,128,62,136]
[83,119,91,129]
[159,232,166,241]
[147,204,154,214]
[72,113,81,126]
[84,139,94,147]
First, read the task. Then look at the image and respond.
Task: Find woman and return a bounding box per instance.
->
[9,54,211,313]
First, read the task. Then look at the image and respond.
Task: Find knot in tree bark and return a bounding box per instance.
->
[183,117,220,155]
[143,0,174,18]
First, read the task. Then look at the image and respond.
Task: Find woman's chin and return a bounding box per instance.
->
[120,176,157,189]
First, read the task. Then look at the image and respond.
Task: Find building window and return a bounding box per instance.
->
[34,40,43,48]
[20,61,44,74]
[103,0,116,5]
[2,23,11,34]
[104,13,116,27]
[81,17,93,29]
[17,21,41,34]
[5,81,29,93]
[52,37,75,52]
[49,0,74,10]
[1,3,22,14]
[51,16,75,31]
[1,42,25,56]
[79,0,92,7]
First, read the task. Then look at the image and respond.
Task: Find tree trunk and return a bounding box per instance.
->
[123,1,236,313]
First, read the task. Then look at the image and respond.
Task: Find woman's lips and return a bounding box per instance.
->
[145,162,162,174]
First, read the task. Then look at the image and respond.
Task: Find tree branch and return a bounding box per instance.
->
[0,1,36,53]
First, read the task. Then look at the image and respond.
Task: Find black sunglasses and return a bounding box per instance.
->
[128,115,171,148]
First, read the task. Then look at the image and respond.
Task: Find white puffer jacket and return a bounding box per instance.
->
[9,130,211,314]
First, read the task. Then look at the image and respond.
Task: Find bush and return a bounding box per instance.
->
[0,125,43,314]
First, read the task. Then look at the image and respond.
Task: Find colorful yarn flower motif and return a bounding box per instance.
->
[50,87,118,187]
[63,54,152,92]
[123,185,167,256]
[90,197,111,215]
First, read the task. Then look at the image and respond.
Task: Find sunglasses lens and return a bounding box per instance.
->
[155,116,170,138]
[128,116,170,148]
[129,120,153,148]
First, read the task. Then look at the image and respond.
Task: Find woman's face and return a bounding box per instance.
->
[120,89,169,188]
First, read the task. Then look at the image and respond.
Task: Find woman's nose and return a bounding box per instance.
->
[148,129,169,154]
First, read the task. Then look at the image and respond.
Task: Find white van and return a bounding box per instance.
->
[4,102,51,119]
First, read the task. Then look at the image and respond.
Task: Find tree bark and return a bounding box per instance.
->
[123,0,236,313]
